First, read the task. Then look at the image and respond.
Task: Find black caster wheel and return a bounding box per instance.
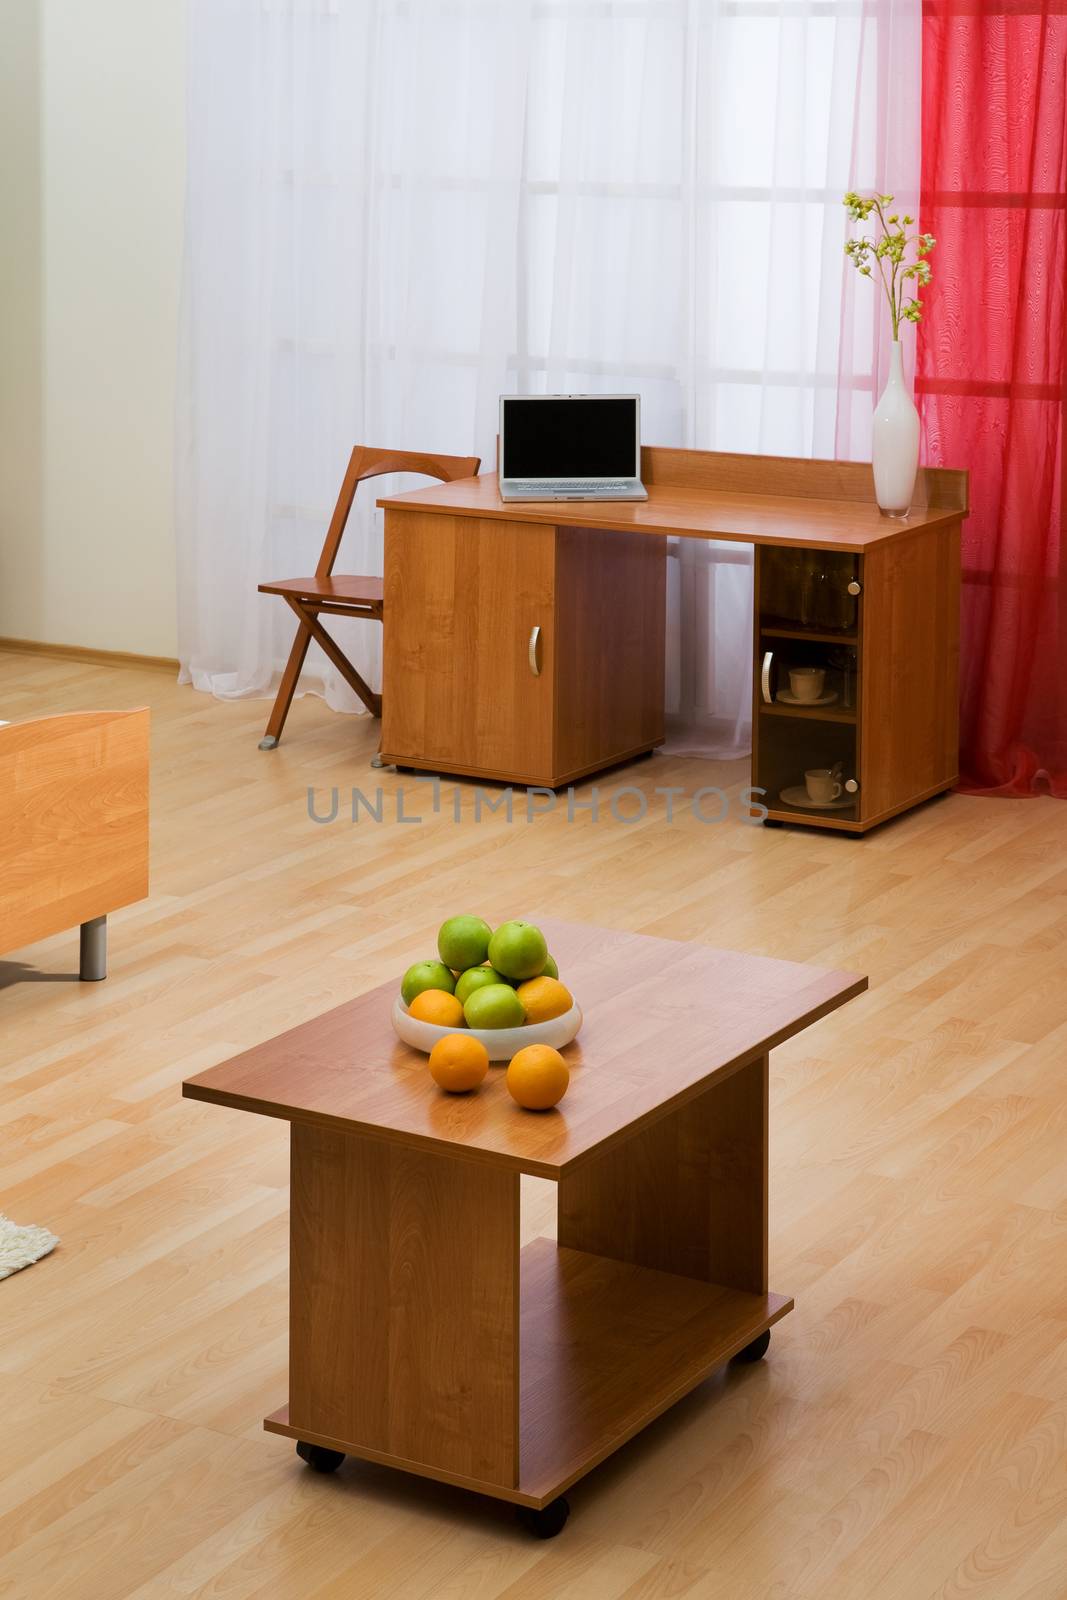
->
[732,1329,771,1364]
[517,1496,570,1539]
[296,1440,345,1473]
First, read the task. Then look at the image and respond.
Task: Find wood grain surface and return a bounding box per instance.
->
[558,1054,768,1292]
[519,1240,792,1503]
[266,1239,791,1510]
[3,648,1066,1600]
[553,523,666,778]
[258,575,384,605]
[0,708,149,956]
[378,468,964,554]
[860,522,961,818]
[381,513,665,786]
[183,919,864,1176]
[290,1124,519,1488]
[638,445,967,511]
[381,510,557,783]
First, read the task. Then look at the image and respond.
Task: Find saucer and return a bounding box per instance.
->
[777,688,839,707]
[778,784,854,812]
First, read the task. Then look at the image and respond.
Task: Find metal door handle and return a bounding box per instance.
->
[847,580,862,597]
[761,650,774,704]
[528,625,542,677]
[845,778,859,793]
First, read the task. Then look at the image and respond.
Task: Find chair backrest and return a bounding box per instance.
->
[315,445,481,579]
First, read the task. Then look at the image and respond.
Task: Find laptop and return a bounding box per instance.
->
[499,394,648,502]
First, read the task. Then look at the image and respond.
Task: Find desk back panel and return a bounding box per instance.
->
[640,447,969,514]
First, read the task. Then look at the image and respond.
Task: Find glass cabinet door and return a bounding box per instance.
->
[754,547,862,824]
[758,548,861,634]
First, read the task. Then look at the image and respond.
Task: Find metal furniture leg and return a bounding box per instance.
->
[79,916,107,981]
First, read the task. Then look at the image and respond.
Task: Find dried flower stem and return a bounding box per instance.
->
[843,192,935,341]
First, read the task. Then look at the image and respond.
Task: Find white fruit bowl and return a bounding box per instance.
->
[391,996,582,1062]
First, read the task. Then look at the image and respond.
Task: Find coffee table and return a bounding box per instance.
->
[183,918,865,1536]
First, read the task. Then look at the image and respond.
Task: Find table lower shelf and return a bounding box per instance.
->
[266,1237,793,1509]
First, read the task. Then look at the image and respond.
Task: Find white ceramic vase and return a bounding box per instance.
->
[872,340,920,517]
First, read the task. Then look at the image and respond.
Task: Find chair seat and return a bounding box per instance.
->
[258,574,384,606]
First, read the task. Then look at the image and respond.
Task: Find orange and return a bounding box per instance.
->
[428,1033,489,1093]
[408,988,465,1028]
[506,1044,569,1111]
[515,976,573,1024]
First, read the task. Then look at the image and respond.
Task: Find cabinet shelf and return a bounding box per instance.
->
[265,1240,795,1509]
[759,702,857,726]
[760,626,858,646]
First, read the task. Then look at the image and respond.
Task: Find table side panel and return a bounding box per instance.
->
[290,1124,519,1489]
[553,524,666,775]
[860,520,961,818]
[559,1053,768,1293]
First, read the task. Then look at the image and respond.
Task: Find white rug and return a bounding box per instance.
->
[0,1214,59,1280]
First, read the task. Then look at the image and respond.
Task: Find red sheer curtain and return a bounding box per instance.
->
[918,0,1067,795]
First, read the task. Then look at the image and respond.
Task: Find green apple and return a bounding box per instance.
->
[401,960,456,1006]
[487,920,548,981]
[437,914,492,971]
[454,965,509,1006]
[463,983,526,1030]
[540,953,558,979]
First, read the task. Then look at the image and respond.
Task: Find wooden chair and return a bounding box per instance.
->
[257,445,480,750]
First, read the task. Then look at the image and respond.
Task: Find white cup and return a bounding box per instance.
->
[805,768,843,804]
[790,666,825,702]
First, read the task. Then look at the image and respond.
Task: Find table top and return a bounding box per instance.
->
[182,919,866,1177]
[378,470,962,554]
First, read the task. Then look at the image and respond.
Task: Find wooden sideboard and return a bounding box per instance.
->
[378,448,968,834]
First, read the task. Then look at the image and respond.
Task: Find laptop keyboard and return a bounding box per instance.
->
[507,480,632,494]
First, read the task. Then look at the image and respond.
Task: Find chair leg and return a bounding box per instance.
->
[261,621,314,749]
[283,598,382,719]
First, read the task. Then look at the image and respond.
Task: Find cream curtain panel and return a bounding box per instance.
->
[177,0,919,757]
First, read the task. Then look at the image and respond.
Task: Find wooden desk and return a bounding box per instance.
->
[378,447,968,833]
[183,918,866,1532]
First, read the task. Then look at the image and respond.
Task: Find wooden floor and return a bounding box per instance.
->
[3,649,1067,1599]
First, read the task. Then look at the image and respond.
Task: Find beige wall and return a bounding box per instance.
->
[0,0,186,660]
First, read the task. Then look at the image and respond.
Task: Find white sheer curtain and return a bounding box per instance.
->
[177,0,920,756]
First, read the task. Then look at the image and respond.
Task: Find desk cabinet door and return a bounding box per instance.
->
[753,547,861,826]
[382,510,555,783]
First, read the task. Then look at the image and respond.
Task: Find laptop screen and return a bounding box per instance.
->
[501,396,639,480]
